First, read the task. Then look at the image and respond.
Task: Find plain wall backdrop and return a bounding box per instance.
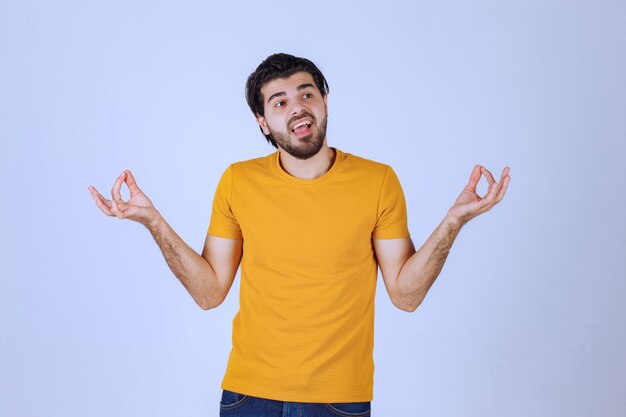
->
[1,0,625,416]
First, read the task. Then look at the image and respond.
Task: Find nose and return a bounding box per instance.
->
[290,101,304,115]
[291,98,307,116]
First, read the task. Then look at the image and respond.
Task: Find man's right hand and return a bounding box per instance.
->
[88,170,160,228]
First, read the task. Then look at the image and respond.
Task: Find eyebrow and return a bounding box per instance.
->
[266,83,315,104]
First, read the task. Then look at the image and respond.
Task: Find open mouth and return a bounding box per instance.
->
[291,120,312,137]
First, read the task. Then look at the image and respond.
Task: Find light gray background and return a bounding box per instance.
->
[1,1,624,416]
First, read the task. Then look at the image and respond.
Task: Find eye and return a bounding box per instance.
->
[303,93,313,99]
[274,100,285,108]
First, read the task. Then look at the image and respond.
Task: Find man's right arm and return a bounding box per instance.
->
[89,169,242,310]
[147,214,242,310]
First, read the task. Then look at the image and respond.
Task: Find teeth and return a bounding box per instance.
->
[292,121,311,130]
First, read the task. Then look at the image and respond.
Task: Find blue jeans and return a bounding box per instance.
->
[219,389,371,417]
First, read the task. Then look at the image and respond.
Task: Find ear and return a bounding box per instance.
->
[256,113,270,135]
[323,94,328,113]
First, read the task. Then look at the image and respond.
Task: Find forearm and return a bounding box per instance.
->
[395,216,463,311]
[146,213,220,309]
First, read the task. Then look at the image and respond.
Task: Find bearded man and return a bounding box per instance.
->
[88,53,510,417]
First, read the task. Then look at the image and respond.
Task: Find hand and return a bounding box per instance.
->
[446,165,511,226]
[88,170,160,227]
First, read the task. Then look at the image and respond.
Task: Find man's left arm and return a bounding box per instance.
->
[374,165,511,312]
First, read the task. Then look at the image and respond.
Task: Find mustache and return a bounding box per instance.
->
[288,112,316,127]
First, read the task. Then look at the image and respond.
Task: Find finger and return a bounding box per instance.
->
[460,168,510,217]
[499,167,510,183]
[89,186,111,207]
[122,169,143,197]
[111,172,126,203]
[492,167,510,201]
[115,201,141,220]
[472,180,500,214]
[88,186,114,216]
[481,166,496,187]
[486,180,502,202]
[111,199,126,218]
[464,165,482,193]
[495,173,511,202]
[483,167,510,204]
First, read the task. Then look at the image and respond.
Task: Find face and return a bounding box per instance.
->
[257,72,328,160]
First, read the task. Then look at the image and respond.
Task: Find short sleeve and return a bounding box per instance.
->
[372,166,410,239]
[207,165,243,239]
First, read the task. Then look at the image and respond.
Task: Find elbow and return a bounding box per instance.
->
[199,300,221,311]
[393,292,425,313]
[196,283,229,310]
[199,302,216,311]
[396,301,420,313]
[401,305,419,313]
[197,294,224,311]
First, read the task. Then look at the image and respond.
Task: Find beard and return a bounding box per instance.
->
[268,114,328,160]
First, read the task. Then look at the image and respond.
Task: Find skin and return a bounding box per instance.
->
[87,71,511,312]
[256,72,335,180]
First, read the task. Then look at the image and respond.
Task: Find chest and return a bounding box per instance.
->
[231,179,379,268]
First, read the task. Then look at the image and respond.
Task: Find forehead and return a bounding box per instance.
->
[260,71,318,99]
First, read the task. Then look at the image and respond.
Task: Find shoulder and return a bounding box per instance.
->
[337,149,394,178]
[231,152,275,170]
[224,152,276,179]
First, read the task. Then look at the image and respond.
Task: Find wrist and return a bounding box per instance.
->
[145,208,163,231]
[443,212,464,231]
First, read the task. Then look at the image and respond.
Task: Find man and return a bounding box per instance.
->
[88,53,510,417]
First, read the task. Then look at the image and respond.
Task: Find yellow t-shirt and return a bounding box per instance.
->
[207,148,410,402]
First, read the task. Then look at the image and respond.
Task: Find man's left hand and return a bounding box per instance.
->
[446,165,511,226]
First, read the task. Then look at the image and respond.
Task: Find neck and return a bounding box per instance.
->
[278,144,336,180]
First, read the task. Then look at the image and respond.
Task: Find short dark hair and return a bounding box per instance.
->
[245,53,329,148]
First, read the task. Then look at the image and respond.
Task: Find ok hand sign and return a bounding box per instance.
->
[88,170,160,227]
[447,165,511,226]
